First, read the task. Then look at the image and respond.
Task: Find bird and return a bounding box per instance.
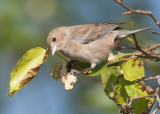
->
[47,23,154,75]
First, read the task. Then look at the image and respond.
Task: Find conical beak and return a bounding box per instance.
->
[51,46,57,55]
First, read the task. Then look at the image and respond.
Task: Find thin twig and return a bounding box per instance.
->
[137,75,160,81]
[143,44,160,53]
[152,105,160,114]
[55,52,70,62]
[114,0,160,27]
[113,0,160,60]
[152,31,160,35]
[128,94,157,108]
[150,51,160,55]
[107,61,123,67]
[132,34,160,61]
[136,75,160,114]
[152,87,160,114]
[121,46,137,50]
[108,43,160,67]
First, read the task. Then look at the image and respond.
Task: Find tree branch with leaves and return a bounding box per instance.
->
[8,0,160,114]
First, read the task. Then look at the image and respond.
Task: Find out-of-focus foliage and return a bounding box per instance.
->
[0,0,80,54]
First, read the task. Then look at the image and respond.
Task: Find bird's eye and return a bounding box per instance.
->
[52,37,56,42]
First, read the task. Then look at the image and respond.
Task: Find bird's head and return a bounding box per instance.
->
[47,26,70,55]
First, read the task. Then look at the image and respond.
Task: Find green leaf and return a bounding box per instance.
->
[101,65,121,98]
[89,53,123,77]
[79,53,123,98]
[122,58,144,81]
[8,47,50,97]
[115,76,154,113]
[89,61,107,77]
[90,55,122,98]
[78,52,133,77]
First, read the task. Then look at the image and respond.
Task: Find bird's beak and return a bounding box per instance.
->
[51,45,57,55]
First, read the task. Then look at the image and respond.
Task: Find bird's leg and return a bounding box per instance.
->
[70,69,81,75]
[73,63,96,76]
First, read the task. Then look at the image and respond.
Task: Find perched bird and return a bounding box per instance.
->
[47,23,153,74]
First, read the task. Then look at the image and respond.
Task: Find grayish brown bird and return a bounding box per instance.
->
[47,23,153,74]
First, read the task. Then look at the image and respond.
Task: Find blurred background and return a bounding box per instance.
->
[0,0,160,114]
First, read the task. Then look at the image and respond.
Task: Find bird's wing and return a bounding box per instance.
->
[71,23,121,44]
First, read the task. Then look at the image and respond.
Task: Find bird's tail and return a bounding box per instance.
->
[117,27,155,40]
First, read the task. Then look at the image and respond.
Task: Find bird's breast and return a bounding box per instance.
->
[60,36,116,63]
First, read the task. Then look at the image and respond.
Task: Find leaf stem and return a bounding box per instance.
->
[55,52,70,62]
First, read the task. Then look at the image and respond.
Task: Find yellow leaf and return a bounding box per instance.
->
[122,58,144,81]
[8,47,50,97]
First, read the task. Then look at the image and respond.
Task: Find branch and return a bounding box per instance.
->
[123,43,160,61]
[114,0,160,27]
[152,88,160,114]
[132,34,160,61]
[112,0,160,61]
[137,75,160,114]
[111,1,160,113]
[114,0,160,35]
[128,94,157,108]
[107,43,160,67]
[138,75,160,81]
[142,43,160,53]
[152,31,160,35]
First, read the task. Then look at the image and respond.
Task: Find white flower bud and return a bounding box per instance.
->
[63,74,77,91]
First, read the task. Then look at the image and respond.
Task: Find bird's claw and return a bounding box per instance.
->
[70,69,81,76]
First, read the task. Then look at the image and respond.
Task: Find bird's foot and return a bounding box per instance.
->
[70,69,81,76]
[70,67,93,76]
